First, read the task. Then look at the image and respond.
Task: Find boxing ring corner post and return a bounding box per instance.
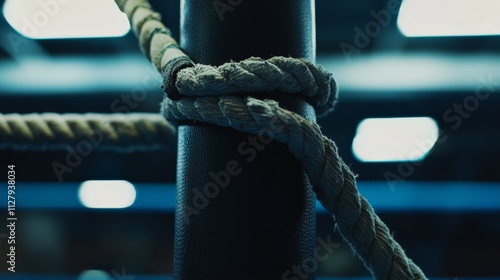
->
[174,0,318,279]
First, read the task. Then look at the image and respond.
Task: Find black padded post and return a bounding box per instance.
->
[175,0,317,279]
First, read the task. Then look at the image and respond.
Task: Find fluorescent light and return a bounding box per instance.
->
[317,53,500,93]
[352,117,439,162]
[78,270,111,280]
[2,0,130,39]
[398,0,500,37]
[78,180,136,209]
[0,56,162,93]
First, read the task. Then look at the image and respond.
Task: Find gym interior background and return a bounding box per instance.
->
[0,0,499,279]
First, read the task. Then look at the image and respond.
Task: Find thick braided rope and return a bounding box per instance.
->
[162,96,427,279]
[116,0,428,279]
[0,113,176,152]
[115,0,337,117]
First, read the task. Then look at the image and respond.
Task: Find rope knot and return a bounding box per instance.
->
[116,0,429,279]
[163,56,339,118]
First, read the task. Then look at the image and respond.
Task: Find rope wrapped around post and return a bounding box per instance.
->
[0,0,428,278]
[115,0,428,279]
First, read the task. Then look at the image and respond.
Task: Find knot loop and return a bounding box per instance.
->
[115,0,428,279]
[117,0,337,117]
[169,56,338,117]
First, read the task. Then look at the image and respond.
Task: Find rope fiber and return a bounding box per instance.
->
[116,0,426,279]
[119,0,428,278]
[163,95,427,279]
[0,113,176,151]
[0,0,428,278]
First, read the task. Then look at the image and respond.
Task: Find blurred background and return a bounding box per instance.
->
[0,0,499,279]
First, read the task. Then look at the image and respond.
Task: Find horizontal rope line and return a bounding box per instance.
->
[115,0,428,278]
[0,113,176,152]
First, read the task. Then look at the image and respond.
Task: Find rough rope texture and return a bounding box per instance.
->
[0,113,176,151]
[174,57,338,117]
[116,0,428,278]
[115,0,337,117]
[0,0,428,278]
[162,96,427,279]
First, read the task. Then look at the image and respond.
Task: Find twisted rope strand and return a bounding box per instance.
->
[0,0,428,279]
[0,113,176,151]
[162,96,427,279]
[175,57,337,116]
[115,0,337,117]
[115,0,428,278]
[0,3,427,277]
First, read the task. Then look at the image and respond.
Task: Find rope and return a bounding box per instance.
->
[0,113,176,151]
[115,0,337,118]
[0,0,428,278]
[163,96,426,279]
[172,56,337,117]
[117,0,428,278]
